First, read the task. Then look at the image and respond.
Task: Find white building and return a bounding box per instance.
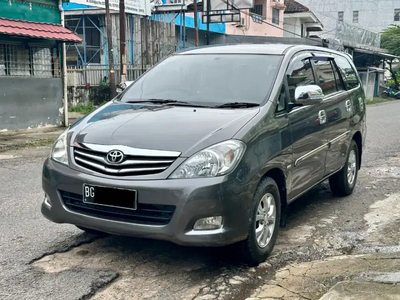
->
[283,0,323,38]
[298,0,400,37]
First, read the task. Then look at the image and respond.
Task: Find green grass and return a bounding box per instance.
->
[366,97,397,105]
[69,102,97,115]
[69,101,108,115]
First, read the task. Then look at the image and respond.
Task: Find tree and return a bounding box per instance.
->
[381,25,400,89]
[381,25,400,56]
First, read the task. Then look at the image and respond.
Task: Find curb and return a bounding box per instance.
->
[0,136,58,153]
[0,127,66,153]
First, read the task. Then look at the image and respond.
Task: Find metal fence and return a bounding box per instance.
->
[67,64,151,87]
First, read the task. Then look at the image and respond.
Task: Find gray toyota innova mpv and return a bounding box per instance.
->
[42,44,366,264]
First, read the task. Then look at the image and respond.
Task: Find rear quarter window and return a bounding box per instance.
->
[334,56,360,90]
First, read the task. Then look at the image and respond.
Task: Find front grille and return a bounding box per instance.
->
[61,191,175,225]
[73,146,177,176]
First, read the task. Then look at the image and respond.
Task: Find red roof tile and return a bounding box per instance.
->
[284,0,310,13]
[0,18,82,43]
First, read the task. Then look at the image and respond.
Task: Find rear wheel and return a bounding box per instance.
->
[240,177,281,265]
[329,140,359,197]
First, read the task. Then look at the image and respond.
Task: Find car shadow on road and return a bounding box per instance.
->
[74,182,337,269]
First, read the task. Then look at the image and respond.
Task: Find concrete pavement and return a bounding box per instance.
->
[0,112,84,152]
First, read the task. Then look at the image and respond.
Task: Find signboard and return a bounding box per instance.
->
[202,10,240,23]
[70,0,151,16]
[203,0,253,12]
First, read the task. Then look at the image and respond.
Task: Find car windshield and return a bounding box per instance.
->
[120,54,283,106]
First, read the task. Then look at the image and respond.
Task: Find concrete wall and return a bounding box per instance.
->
[225,11,284,37]
[0,77,63,130]
[68,85,111,106]
[298,0,400,36]
[283,17,302,38]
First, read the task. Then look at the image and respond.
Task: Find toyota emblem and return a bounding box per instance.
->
[106,150,124,164]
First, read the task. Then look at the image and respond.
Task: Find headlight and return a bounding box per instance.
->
[169,140,246,179]
[50,129,69,165]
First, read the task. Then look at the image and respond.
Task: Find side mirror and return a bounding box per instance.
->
[294,85,324,106]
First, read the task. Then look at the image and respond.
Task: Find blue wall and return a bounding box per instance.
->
[63,3,94,9]
[174,13,225,34]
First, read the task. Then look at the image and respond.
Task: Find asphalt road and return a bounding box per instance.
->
[1,101,400,300]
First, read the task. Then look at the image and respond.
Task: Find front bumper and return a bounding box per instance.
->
[41,158,251,247]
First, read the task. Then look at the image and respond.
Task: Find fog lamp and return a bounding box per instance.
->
[193,216,223,230]
[44,193,52,209]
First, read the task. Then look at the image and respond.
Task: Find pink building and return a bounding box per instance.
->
[156,0,287,44]
[225,0,286,37]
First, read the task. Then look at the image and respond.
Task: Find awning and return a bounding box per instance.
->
[354,48,398,61]
[0,17,82,43]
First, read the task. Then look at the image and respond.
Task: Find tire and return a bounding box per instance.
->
[240,177,281,266]
[76,226,108,236]
[329,140,359,197]
[381,92,388,99]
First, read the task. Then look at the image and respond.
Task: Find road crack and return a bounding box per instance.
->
[28,235,102,265]
[276,284,312,300]
[79,272,120,300]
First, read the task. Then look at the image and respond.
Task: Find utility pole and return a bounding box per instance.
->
[59,3,68,126]
[120,0,127,84]
[206,0,210,45]
[105,0,117,98]
[182,0,186,48]
[193,0,199,46]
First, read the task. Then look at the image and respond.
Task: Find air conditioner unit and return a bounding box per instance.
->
[237,17,246,27]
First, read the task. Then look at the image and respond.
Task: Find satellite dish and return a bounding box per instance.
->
[328,38,343,51]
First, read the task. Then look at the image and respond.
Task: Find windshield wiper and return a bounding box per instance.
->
[125,98,180,104]
[215,102,260,108]
[125,99,210,108]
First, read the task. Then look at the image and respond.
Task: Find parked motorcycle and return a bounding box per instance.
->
[381,86,400,99]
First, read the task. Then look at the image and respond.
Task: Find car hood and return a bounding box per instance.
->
[70,102,259,157]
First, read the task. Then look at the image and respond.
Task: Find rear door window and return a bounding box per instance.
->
[312,58,339,96]
[334,56,360,90]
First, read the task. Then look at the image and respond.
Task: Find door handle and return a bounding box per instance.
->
[318,110,327,124]
[345,100,352,112]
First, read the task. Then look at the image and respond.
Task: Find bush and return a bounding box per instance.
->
[69,102,97,115]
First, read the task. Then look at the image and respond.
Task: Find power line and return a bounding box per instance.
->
[226,7,323,43]
[206,0,333,43]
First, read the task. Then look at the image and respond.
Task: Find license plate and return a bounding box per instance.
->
[82,184,137,210]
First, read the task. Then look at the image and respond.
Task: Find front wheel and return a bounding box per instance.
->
[329,140,359,197]
[240,177,281,265]
[381,92,388,99]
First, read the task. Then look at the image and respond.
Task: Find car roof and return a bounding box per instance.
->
[177,44,291,55]
[177,44,347,57]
